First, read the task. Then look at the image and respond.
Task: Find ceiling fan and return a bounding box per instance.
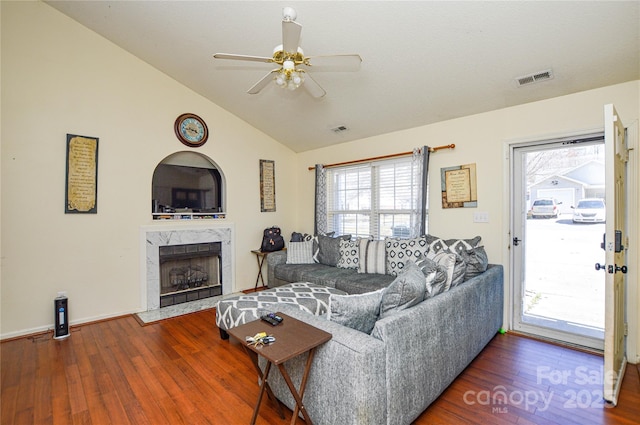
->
[213,7,362,98]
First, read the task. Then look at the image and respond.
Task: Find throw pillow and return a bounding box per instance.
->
[444,236,483,253]
[414,254,448,298]
[313,234,351,266]
[286,240,315,264]
[450,254,467,288]
[379,261,426,319]
[358,239,387,274]
[290,231,314,242]
[426,235,477,286]
[426,250,457,291]
[337,239,360,270]
[327,290,384,334]
[459,246,489,280]
[385,236,428,276]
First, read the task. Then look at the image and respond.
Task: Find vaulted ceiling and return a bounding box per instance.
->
[46,1,640,152]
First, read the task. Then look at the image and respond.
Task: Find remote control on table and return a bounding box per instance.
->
[261,313,283,326]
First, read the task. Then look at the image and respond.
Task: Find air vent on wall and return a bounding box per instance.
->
[515,69,554,87]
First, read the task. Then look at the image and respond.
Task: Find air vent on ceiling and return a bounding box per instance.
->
[515,69,554,87]
[331,125,349,134]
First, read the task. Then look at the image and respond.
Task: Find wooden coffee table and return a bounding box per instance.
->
[227,313,332,425]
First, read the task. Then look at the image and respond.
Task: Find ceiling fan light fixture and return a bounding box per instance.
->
[275,68,304,90]
[213,7,360,98]
[282,7,297,22]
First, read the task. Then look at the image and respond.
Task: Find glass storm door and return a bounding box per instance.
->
[511,133,606,350]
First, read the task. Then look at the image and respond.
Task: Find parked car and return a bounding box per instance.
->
[572,198,606,223]
[530,198,560,219]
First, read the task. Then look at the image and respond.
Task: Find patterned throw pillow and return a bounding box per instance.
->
[444,236,483,254]
[459,246,489,280]
[290,231,314,242]
[385,236,428,276]
[426,234,485,285]
[358,239,387,274]
[414,254,448,298]
[379,261,426,319]
[313,234,350,266]
[327,290,384,334]
[286,240,315,264]
[337,239,360,270]
[426,250,457,291]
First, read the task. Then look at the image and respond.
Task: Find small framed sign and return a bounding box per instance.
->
[65,134,99,213]
[441,163,477,209]
[260,159,276,212]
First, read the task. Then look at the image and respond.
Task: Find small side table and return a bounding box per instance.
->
[227,313,331,425]
[251,249,285,290]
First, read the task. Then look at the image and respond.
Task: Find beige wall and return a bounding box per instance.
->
[1,2,299,338]
[296,81,640,362]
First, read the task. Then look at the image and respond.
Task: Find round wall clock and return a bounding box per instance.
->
[174,113,209,147]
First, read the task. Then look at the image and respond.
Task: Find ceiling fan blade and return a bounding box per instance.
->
[213,53,273,63]
[305,54,362,70]
[247,69,279,94]
[282,20,302,54]
[302,72,326,98]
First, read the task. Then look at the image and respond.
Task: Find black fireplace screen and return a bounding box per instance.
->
[158,242,222,307]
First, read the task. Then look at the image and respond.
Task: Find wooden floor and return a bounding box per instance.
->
[2,309,639,425]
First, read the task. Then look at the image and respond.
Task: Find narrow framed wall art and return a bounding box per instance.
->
[65,134,99,214]
[259,159,276,212]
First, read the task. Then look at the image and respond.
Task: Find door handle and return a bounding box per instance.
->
[513,237,521,246]
[615,265,628,274]
[595,263,628,274]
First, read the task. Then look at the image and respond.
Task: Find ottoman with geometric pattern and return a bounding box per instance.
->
[215,282,346,339]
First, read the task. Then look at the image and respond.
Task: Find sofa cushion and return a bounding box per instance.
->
[333,272,396,294]
[379,261,426,319]
[358,239,387,275]
[286,240,315,264]
[385,236,428,276]
[274,263,340,287]
[327,289,384,334]
[314,234,351,266]
[337,239,360,270]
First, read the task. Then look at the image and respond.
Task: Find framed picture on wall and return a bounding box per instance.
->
[260,159,276,212]
[65,134,99,214]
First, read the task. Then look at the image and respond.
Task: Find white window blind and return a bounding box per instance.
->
[324,155,427,239]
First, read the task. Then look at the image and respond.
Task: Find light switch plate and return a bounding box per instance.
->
[473,212,489,223]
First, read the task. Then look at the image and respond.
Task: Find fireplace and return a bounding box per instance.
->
[141,223,234,311]
[158,242,222,307]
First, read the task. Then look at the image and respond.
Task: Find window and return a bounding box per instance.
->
[323,154,428,239]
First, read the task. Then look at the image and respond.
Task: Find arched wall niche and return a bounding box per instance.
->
[152,151,226,219]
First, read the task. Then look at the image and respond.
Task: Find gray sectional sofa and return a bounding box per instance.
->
[261,263,504,425]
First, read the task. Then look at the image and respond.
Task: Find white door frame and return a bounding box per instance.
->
[503,124,639,363]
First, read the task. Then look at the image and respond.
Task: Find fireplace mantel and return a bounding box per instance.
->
[140,222,234,311]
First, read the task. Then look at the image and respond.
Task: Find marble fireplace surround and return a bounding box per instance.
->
[140,222,234,311]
